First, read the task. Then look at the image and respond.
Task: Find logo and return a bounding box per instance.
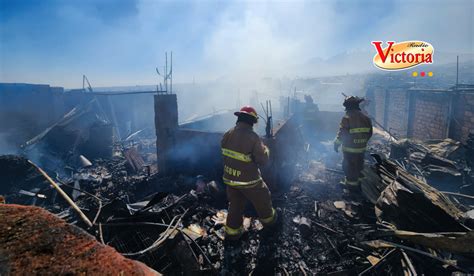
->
[371,41,434,70]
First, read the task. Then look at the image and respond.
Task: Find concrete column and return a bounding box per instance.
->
[154,94,178,174]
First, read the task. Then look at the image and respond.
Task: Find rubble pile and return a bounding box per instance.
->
[60,159,381,274]
[359,151,474,274]
[1,131,474,274]
[368,154,470,232]
[388,138,470,192]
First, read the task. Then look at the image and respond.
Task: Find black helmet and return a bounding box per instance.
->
[343,96,364,109]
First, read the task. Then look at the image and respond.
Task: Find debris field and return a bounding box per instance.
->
[1,132,473,275]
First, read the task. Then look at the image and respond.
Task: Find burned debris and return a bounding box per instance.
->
[2,134,473,274]
[3,0,474,273]
[1,80,474,275]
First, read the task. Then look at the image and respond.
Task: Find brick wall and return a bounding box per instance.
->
[451,93,474,142]
[409,91,450,140]
[386,89,409,138]
[366,86,474,143]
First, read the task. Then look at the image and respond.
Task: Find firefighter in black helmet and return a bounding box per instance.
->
[334,96,373,191]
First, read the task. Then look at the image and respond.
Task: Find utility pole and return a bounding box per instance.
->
[170,51,173,94]
[446,55,460,139]
[156,51,173,94]
[456,55,459,90]
[166,52,168,93]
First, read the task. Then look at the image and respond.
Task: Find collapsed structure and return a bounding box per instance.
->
[0,74,473,274]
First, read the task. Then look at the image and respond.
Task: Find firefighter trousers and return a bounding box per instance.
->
[225,181,276,239]
[342,152,365,187]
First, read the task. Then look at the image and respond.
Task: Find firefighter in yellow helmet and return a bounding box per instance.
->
[334,96,373,192]
[221,106,277,240]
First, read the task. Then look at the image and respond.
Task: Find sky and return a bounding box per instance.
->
[0,0,473,88]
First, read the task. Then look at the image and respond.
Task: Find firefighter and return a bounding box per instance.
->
[221,106,277,240]
[334,96,373,192]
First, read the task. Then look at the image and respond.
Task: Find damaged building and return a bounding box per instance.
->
[3,0,474,273]
[1,70,474,275]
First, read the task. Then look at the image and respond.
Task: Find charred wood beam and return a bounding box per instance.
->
[28,160,93,227]
[362,240,469,272]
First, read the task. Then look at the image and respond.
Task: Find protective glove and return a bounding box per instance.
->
[334,143,340,153]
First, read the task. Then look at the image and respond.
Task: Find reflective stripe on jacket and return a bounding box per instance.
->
[221,122,269,187]
[222,148,252,162]
[335,109,373,153]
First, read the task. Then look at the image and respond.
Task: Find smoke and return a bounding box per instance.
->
[0,133,18,155]
[200,2,326,81]
[169,0,473,115]
[198,0,473,81]
[2,0,472,87]
[1,0,473,122]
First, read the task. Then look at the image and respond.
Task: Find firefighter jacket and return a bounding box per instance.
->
[335,109,373,153]
[221,122,269,187]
